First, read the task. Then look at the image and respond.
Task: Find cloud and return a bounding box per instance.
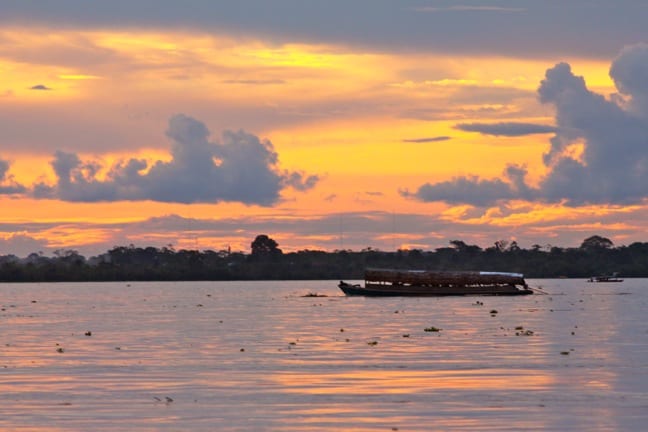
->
[30,84,52,90]
[402,136,451,143]
[402,168,530,207]
[282,171,320,191]
[31,114,318,205]
[0,232,49,257]
[0,159,26,194]
[455,122,557,136]
[406,43,648,206]
[610,43,648,118]
[0,2,643,59]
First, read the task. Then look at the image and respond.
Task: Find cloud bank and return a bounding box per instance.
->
[15,114,318,205]
[0,1,643,59]
[407,43,648,207]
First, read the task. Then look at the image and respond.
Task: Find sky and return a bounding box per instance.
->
[1,0,647,257]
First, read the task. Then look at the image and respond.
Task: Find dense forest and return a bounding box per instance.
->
[1,234,647,282]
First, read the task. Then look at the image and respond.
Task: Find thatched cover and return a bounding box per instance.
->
[364,268,527,287]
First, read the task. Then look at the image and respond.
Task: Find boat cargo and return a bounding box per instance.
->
[339,268,532,296]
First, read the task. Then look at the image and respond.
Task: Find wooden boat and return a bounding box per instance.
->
[339,268,532,296]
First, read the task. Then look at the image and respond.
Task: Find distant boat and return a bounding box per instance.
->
[339,268,533,296]
[587,273,623,283]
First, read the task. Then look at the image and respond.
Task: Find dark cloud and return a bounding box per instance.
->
[0,233,49,258]
[402,174,517,207]
[0,160,12,182]
[0,159,26,194]
[610,43,648,118]
[455,122,557,136]
[30,84,51,90]
[282,171,319,192]
[402,136,451,143]
[31,114,318,205]
[407,43,648,206]
[0,1,645,59]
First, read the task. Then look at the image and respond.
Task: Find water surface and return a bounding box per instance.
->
[1,279,647,431]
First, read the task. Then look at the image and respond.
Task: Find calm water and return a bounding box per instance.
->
[1,279,647,431]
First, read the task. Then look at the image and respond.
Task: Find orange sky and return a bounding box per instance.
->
[1,5,647,256]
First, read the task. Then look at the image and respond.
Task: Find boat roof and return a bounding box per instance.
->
[365,268,523,278]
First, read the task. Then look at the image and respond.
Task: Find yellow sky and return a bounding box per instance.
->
[1,27,639,256]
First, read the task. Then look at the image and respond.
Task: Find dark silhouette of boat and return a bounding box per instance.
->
[339,268,532,296]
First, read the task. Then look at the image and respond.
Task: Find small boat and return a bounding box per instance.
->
[587,273,623,283]
[339,268,533,296]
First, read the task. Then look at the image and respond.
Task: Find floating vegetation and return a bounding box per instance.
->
[367,341,378,346]
[154,396,174,404]
[301,293,328,297]
[424,326,441,332]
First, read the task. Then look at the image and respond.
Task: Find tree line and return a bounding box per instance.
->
[1,234,647,282]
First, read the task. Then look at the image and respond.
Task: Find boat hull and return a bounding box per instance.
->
[338,268,533,297]
[339,282,533,297]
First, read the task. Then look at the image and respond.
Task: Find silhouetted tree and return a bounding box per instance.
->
[580,235,614,251]
[250,234,283,257]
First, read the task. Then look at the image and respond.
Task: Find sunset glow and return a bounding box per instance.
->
[1,3,646,257]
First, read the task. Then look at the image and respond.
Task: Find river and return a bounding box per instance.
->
[1,279,646,431]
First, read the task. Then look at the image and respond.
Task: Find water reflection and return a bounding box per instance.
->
[0,280,646,431]
[271,368,554,394]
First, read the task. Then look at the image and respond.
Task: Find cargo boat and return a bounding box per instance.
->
[339,268,532,296]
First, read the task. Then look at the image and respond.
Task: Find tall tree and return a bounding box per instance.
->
[580,235,614,251]
[250,234,283,257]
